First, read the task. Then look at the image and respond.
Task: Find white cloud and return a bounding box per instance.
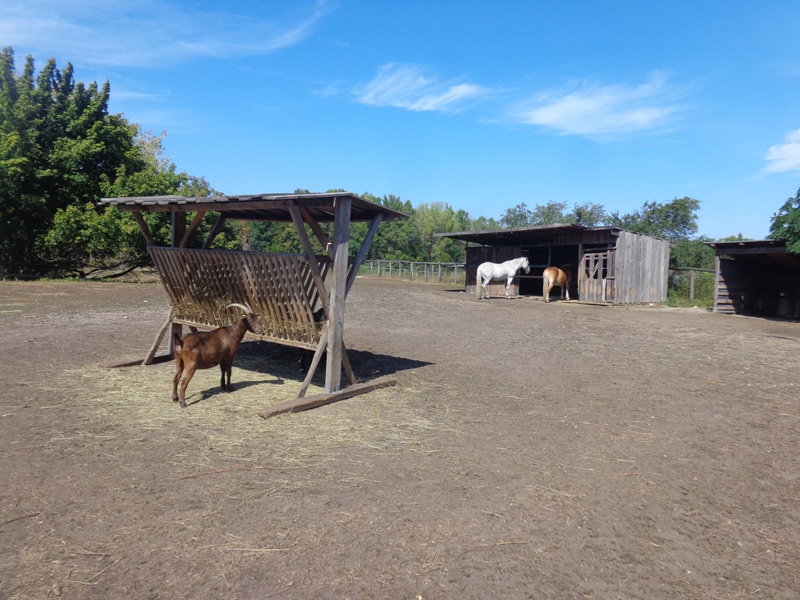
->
[764,129,800,173]
[0,0,332,68]
[512,72,683,137]
[355,64,490,113]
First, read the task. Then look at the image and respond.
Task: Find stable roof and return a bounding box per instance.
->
[100,192,407,223]
[707,239,800,273]
[437,223,614,246]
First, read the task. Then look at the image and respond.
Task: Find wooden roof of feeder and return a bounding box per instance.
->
[100,192,407,223]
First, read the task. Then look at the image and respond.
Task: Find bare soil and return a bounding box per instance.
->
[1,277,799,599]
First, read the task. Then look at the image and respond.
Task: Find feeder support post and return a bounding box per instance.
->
[326,196,351,392]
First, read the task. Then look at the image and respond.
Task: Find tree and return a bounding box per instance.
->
[670,236,715,270]
[0,47,141,273]
[529,201,569,226]
[769,188,800,253]
[499,201,571,228]
[500,203,533,228]
[365,194,422,260]
[470,216,501,231]
[38,128,232,276]
[609,197,700,241]
[567,202,607,227]
[414,201,469,262]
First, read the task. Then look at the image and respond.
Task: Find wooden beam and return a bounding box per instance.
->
[300,207,333,258]
[325,196,351,393]
[131,211,157,247]
[202,214,227,249]
[259,377,397,419]
[179,210,207,248]
[346,213,383,295]
[289,206,329,316]
[295,322,329,399]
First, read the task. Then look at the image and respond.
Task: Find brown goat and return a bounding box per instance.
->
[172,303,263,407]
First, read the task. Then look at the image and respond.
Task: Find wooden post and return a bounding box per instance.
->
[171,212,185,248]
[326,196,351,393]
[689,269,696,301]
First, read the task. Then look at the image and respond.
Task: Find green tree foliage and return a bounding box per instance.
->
[413,201,470,262]
[500,201,607,229]
[0,47,141,272]
[567,202,607,227]
[37,128,232,277]
[530,201,569,226]
[670,236,715,270]
[500,203,533,228]
[363,194,422,260]
[769,188,800,253]
[608,197,700,241]
[470,216,501,231]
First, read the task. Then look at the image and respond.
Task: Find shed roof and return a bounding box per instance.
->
[100,192,407,223]
[707,239,800,273]
[436,223,624,246]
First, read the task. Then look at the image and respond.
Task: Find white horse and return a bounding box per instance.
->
[476,256,530,299]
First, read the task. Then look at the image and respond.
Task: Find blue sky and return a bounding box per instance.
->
[3,0,800,240]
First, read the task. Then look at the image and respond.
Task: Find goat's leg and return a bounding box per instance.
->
[173,359,184,403]
[220,359,233,391]
[178,363,197,407]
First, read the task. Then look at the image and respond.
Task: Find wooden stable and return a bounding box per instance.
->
[708,239,800,319]
[100,192,405,413]
[439,224,670,304]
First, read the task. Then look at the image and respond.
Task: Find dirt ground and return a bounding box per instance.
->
[1,277,799,600]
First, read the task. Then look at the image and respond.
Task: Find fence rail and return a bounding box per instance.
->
[359,260,466,285]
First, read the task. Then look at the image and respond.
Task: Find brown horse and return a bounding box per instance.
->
[542,265,573,302]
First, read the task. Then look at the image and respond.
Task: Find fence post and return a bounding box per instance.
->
[689,269,695,301]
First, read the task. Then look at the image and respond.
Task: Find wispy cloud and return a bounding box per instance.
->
[764,129,800,173]
[354,64,491,113]
[0,0,332,68]
[511,72,684,137]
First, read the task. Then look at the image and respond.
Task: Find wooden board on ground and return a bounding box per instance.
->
[259,377,397,419]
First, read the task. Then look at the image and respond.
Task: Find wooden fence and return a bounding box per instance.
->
[360,260,466,285]
[669,268,715,303]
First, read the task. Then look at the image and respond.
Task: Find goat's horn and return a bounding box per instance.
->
[226,303,252,314]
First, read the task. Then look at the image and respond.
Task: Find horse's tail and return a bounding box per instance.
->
[476,264,483,299]
[542,267,550,297]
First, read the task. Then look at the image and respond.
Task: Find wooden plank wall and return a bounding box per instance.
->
[712,257,742,314]
[615,231,670,304]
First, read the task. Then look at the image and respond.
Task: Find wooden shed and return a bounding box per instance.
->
[100,192,406,414]
[707,239,800,319]
[439,224,671,304]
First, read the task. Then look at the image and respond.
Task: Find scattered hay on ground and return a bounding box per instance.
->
[52,357,450,475]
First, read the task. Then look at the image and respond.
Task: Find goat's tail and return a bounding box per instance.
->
[172,331,183,354]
